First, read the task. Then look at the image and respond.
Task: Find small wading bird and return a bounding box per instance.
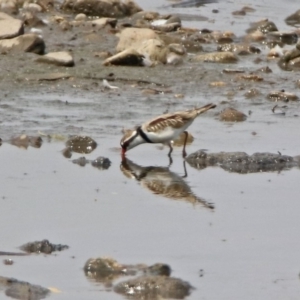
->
[120,103,216,158]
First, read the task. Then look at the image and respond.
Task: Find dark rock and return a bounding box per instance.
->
[72,156,89,166]
[91,156,111,169]
[20,239,69,254]
[217,43,260,55]
[285,9,300,26]
[66,136,97,154]
[278,47,300,71]
[267,31,298,45]
[114,275,193,299]
[244,88,261,98]
[267,90,298,102]
[10,135,42,149]
[246,19,278,34]
[186,151,298,174]
[61,0,142,18]
[0,276,50,300]
[144,263,171,277]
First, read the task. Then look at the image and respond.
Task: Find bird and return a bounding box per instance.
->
[120,158,214,209]
[120,103,216,158]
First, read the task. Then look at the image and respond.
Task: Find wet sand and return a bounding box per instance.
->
[1,0,300,299]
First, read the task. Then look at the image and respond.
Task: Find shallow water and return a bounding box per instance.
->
[1,0,300,299]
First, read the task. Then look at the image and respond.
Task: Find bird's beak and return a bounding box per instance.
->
[121,147,126,158]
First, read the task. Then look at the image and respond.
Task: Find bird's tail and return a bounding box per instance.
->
[195,103,216,115]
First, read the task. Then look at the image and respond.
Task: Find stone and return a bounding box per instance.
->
[114,276,193,299]
[36,51,75,67]
[0,33,45,54]
[116,27,159,52]
[103,48,145,66]
[219,108,247,122]
[61,0,142,18]
[192,51,238,63]
[186,151,298,174]
[0,19,24,39]
[0,11,15,20]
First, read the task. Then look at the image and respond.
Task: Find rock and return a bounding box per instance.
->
[116,28,159,53]
[278,47,300,71]
[114,275,193,299]
[0,276,50,300]
[186,151,297,174]
[217,43,260,55]
[0,19,24,39]
[267,90,298,102]
[0,11,15,20]
[267,31,298,45]
[36,51,75,67]
[0,33,45,54]
[87,17,117,28]
[66,136,97,154]
[84,257,126,280]
[285,9,300,26]
[91,156,111,170]
[246,19,278,34]
[20,239,69,254]
[61,0,142,18]
[72,156,89,167]
[0,0,19,14]
[10,135,42,149]
[244,88,261,98]
[103,48,145,66]
[237,74,263,81]
[192,51,238,63]
[219,108,247,122]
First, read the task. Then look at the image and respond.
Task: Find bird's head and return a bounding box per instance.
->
[120,128,144,155]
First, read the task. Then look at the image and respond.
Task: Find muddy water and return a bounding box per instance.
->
[1,0,300,299]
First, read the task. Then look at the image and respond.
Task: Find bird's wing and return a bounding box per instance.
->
[143,112,191,133]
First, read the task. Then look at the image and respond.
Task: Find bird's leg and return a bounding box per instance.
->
[167,142,173,167]
[182,160,188,178]
[182,131,188,158]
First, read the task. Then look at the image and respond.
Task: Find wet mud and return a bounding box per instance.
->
[1,0,300,300]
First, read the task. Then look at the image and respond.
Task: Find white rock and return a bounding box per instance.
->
[0,19,24,39]
[36,51,75,67]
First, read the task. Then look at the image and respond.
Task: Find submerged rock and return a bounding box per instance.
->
[20,239,69,254]
[10,135,42,149]
[114,275,193,299]
[186,151,298,174]
[91,156,111,169]
[192,51,238,63]
[219,108,247,122]
[267,90,299,102]
[0,276,50,300]
[84,257,128,281]
[285,9,300,26]
[66,136,97,154]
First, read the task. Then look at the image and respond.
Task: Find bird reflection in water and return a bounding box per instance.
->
[120,158,214,210]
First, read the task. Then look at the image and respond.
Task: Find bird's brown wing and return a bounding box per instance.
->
[143,112,191,133]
